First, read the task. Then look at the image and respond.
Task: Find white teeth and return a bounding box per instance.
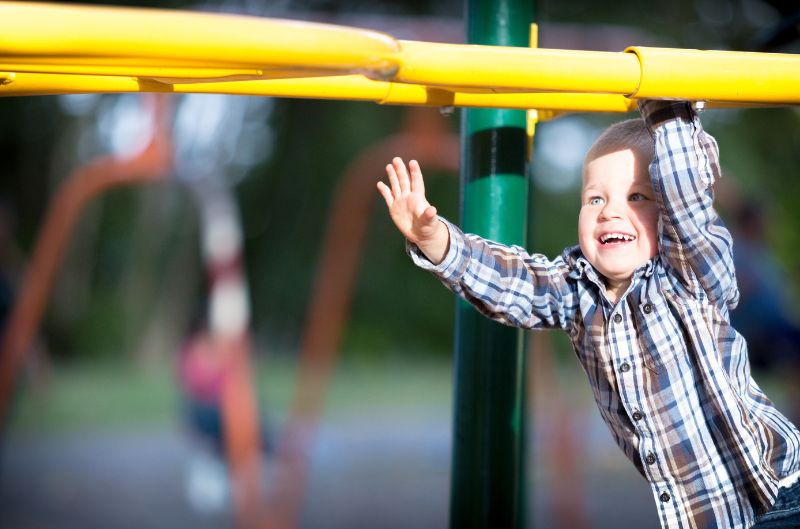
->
[600,233,636,243]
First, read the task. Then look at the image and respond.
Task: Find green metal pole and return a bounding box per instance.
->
[449,0,533,527]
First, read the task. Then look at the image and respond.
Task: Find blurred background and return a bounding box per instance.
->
[1,0,799,528]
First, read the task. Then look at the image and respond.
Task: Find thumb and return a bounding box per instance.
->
[422,205,438,224]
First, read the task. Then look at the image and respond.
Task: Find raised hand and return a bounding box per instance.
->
[377,157,449,264]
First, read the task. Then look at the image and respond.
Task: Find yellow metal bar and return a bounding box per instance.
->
[0,63,267,81]
[0,2,401,76]
[396,40,642,94]
[0,62,352,84]
[0,57,255,68]
[0,72,385,99]
[0,72,148,96]
[626,46,800,104]
[0,71,640,112]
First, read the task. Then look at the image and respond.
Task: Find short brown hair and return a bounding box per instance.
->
[584,118,653,167]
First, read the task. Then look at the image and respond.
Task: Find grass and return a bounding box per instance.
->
[8,359,178,436]
[6,354,454,437]
[9,349,795,441]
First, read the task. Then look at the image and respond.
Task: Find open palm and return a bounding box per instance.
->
[377,157,439,244]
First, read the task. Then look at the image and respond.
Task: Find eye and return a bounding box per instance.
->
[588,197,605,206]
[629,192,648,202]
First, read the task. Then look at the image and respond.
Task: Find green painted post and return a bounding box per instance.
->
[449,0,533,527]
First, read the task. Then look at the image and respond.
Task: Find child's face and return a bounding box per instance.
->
[578,148,659,285]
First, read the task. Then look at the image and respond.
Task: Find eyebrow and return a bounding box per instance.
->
[630,181,655,192]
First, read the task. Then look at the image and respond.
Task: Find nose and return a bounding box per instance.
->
[599,198,624,221]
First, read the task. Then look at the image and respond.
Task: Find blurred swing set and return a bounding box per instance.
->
[0,2,798,529]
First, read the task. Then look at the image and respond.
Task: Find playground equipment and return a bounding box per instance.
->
[1,2,799,529]
[0,2,799,109]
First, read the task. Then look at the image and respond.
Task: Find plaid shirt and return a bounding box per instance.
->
[410,101,800,529]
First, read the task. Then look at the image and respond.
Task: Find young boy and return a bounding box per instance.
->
[377,100,800,529]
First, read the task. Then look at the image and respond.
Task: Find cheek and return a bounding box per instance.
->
[641,211,660,253]
[577,210,596,253]
[577,209,593,237]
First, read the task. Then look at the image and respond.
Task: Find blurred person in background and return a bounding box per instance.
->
[177,312,230,514]
[730,199,800,425]
[177,309,274,514]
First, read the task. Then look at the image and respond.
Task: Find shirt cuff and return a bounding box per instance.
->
[637,100,695,133]
[406,217,468,281]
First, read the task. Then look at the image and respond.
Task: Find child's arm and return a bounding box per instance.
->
[639,100,739,309]
[378,157,577,331]
[377,157,450,264]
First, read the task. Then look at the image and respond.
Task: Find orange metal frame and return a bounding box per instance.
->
[265,107,459,528]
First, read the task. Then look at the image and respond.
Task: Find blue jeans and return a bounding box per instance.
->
[751,480,800,528]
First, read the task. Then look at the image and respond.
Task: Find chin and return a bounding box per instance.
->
[600,271,630,281]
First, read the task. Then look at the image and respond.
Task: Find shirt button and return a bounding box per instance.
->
[620,362,631,373]
[613,314,622,323]
[643,303,653,314]
[632,410,644,421]
[660,492,671,503]
[645,453,656,465]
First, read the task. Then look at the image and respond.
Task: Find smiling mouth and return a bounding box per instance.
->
[599,232,637,245]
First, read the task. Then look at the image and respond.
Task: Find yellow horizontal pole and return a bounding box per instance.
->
[0,63,267,81]
[0,71,640,112]
[0,2,401,76]
[386,85,638,112]
[0,62,353,84]
[0,57,253,68]
[0,73,386,99]
[396,40,642,95]
[627,46,800,104]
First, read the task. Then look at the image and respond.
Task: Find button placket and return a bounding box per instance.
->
[610,301,650,436]
[639,436,663,481]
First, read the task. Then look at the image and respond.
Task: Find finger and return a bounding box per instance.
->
[385,163,401,197]
[409,159,425,195]
[376,181,394,208]
[393,157,411,194]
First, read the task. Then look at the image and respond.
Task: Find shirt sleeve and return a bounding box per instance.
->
[639,100,739,309]
[407,217,578,330]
